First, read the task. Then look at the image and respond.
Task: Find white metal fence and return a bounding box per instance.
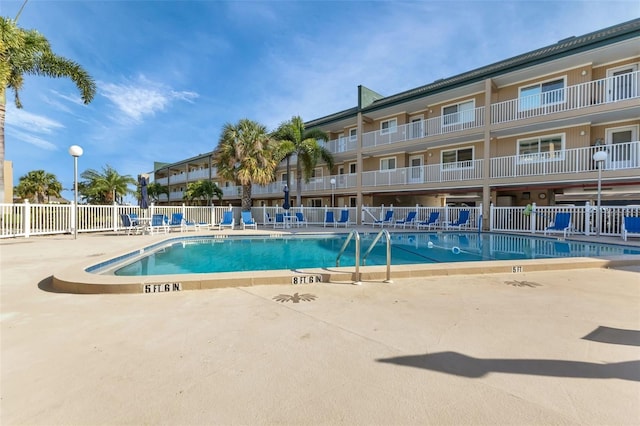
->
[2,202,639,239]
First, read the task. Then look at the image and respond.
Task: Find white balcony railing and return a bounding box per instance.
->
[362,159,484,187]
[361,106,485,149]
[491,141,640,178]
[492,70,640,124]
[325,137,357,155]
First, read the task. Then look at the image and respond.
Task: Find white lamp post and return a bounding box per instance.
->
[592,150,608,236]
[68,145,83,239]
[330,178,336,207]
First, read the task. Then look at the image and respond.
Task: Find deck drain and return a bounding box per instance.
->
[504,280,542,288]
[273,293,317,303]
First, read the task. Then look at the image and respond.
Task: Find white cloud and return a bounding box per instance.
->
[7,129,57,151]
[99,75,199,123]
[5,105,65,134]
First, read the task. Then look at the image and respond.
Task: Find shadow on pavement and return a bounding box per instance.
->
[377,351,640,381]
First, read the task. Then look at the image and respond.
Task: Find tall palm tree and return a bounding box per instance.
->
[273,116,334,206]
[213,119,279,211]
[14,169,62,203]
[183,180,223,206]
[79,165,135,205]
[0,16,96,200]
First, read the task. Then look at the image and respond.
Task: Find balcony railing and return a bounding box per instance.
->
[362,159,484,187]
[361,107,485,149]
[492,70,640,124]
[325,136,357,154]
[491,141,640,178]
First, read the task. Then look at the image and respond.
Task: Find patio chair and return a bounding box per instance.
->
[394,211,417,228]
[622,216,640,241]
[544,212,572,238]
[295,212,308,228]
[416,212,440,230]
[149,214,169,234]
[274,213,286,229]
[448,210,470,229]
[337,210,350,227]
[241,211,257,230]
[169,213,186,232]
[120,214,141,235]
[324,211,336,228]
[184,218,208,232]
[373,210,394,227]
[218,211,235,231]
[129,212,140,226]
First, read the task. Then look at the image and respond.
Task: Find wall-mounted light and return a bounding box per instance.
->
[580,130,586,136]
[581,70,587,76]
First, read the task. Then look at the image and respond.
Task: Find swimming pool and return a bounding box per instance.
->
[91,232,640,276]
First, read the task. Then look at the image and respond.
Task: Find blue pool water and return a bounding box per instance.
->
[89,233,640,276]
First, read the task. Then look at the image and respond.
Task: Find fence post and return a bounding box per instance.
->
[181,203,187,218]
[530,202,537,234]
[24,200,31,238]
[585,201,592,236]
[113,202,118,232]
[489,203,494,231]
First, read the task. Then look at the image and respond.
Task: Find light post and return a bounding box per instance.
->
[330,178,336,207]
[592,150,608,236]
[68,145,83,239]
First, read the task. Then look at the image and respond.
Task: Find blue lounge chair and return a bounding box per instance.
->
[544,212,572,237]
[416,212,440,230]
[169,212,185,232]
[184,218,207,231]
[120,214,141,235]
[395,211,417,228]
[274,213,285,229]
[373,210,394,227]
[337,210,350,227]
[324,211,336,228]
[448,210,470,229]
[218,211,235,230]
[129,212,140,226]
[295,212,308,227]
[622,216,640,241]
[149,214,169,234]
[241,211,257,230]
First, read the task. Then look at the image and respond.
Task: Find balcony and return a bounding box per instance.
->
[362,107,485,150]
[491,141,640,179]
[325,137,357,155]
[491,71,640,124]
[362,159,484,187]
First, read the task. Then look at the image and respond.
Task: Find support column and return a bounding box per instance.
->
[356,112,364,225]
[481,78,495,231]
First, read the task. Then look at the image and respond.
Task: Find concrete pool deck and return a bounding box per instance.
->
[1,230,639,425]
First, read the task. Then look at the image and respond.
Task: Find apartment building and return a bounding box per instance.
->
[154,18,640,223]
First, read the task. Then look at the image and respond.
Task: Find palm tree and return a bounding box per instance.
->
[79,165,136,205]
[183,180,223,206]
[146,182,169,204]
[14,169,62,203]
[273,116,334,206]
[0,16,96,200]
[213,119,279,211]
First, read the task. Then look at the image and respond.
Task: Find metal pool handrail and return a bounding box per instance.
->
[336,229,361,284]
[362,229,393,283]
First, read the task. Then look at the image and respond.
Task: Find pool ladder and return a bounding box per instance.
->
[336,229,392,285]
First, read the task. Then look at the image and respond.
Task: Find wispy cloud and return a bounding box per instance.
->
[99,75,199,123]
[5,105,65,134]
[6,129,57,151]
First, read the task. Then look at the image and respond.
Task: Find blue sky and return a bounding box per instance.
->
[2,0,639,202]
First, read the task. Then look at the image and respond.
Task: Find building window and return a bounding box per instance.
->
[349,128,357,141]
[517,134,565,163]
[349,163,357,174]
[349,197,357,207]
[380,157,396,171]
[309,199,322,208]
[441,148,473,169]
[442,100,475,126]
[519,77,565,110]
[380,118,397,134]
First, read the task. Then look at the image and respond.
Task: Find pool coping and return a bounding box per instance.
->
[51,232,640,294]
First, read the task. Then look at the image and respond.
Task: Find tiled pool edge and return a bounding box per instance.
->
[52,254,640,294]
